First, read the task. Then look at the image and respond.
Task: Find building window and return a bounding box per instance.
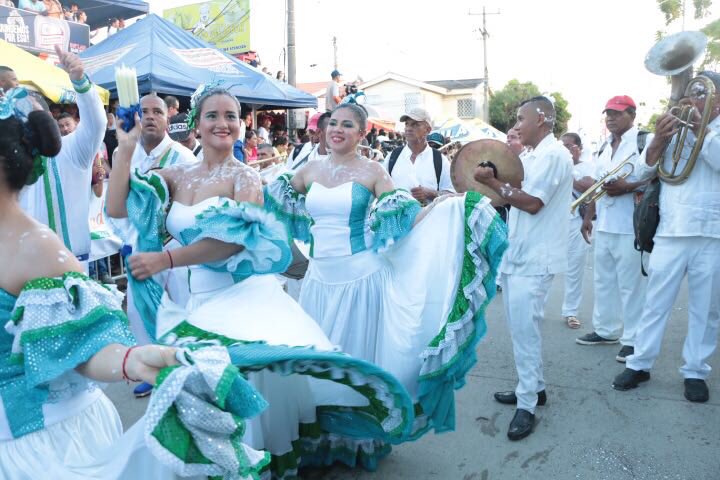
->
[457,98,476,119]
[404,92,422,111]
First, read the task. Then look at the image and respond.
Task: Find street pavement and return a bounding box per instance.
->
[107,260,720,480]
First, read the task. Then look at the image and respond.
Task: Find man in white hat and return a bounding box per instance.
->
[386,107,454,204]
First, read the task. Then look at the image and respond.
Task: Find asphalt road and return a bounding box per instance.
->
[107,260,720,480]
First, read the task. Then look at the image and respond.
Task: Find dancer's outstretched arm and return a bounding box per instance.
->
[105,113,141,218]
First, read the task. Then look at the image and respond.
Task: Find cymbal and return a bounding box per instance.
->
[451,139,524,206]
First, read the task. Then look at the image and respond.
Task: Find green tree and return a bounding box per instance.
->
[489,79,571,137]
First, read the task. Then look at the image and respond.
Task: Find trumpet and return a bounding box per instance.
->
[437,140,463,160]
[570,154,636,214]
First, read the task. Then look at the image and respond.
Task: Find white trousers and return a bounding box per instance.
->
[561,220,589,317]
[501,273,554,413]
[627,237,720,379]
[592,231,647,344]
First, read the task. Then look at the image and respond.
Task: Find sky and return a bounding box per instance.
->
[148,0,717,141]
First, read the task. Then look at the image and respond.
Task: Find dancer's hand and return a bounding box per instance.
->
[128,251,172,280]
[410,186,438,204]
[54,45,85,82]
[126,345,178,385]
[116,112,142,150]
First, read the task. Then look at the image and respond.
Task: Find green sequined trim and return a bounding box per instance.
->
[9,306,128,365]
[376,188,411,202]
[132,170,169,204]
[18,272,93,292]
[420,191,505,378]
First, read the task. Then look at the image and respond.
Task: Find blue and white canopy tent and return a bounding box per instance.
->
[80,14,317,109]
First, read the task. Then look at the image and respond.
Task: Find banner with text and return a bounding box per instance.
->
[0,5,90,54]
[163,0,250,55]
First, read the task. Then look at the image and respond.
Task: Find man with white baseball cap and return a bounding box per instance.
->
[386,107,454,204]
[168,112,202,158]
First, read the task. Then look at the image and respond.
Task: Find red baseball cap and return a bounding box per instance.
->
[603,95,636,113]
[307,112,323,131]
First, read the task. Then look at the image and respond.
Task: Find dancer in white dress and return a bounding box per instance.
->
[0,88,272,479]
[265,104,508,445]
[106,84,415,477]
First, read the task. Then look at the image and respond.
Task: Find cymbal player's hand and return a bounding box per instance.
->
[473,166,496,185]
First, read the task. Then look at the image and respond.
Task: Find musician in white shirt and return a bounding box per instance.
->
[613,71,720,403]
[577,96,653,364]
[475,96,573,441]
[560,133,595,329]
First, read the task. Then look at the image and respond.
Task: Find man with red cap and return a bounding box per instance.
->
[576,96,653,363]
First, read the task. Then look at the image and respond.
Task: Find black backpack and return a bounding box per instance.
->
[388,147,443,190]
[633,179,660,276]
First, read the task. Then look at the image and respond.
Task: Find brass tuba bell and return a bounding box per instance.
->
[645,31,713,184]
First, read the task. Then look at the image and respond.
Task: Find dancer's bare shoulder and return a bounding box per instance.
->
[1,217,82,296]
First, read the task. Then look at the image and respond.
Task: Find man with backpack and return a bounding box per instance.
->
[576,96,653,364]
[386,107,454,205]
[613,71,720,403]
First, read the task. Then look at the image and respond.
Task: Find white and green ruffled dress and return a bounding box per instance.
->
[124,171,417,478]
[0,273,272,479]
[265,175,508,443]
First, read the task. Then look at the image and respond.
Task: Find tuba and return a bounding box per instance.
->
[645,31,713,184]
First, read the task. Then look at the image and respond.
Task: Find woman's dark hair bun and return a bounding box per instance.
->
[26,110,62,158]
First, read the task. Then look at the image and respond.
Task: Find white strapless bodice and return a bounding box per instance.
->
[166,197,235,294]
[305,182,374,259]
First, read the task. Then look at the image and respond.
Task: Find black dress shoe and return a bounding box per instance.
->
[684,379,709,403]
[612,368,650,391]
[507,409,535,441]
[494,390,547,406]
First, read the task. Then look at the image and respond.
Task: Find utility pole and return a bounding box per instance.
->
[287,0,296,135]
[469,7,500,123]
[332,36,338,70]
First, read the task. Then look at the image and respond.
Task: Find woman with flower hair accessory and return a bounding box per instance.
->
[106,83,415,478]
[0,87,276,478]
[264,103,508,452]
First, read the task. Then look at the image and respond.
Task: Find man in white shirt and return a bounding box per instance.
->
[577,96,652,363]
[386,107,454,205]
[561,133,595,329]
[475,96,573,440]
[257,115,272,144]
[288,112,330,170]
[613,71,720,403]
[325,70,344,112]
[169,112,202,158]
[19,48,106,273]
